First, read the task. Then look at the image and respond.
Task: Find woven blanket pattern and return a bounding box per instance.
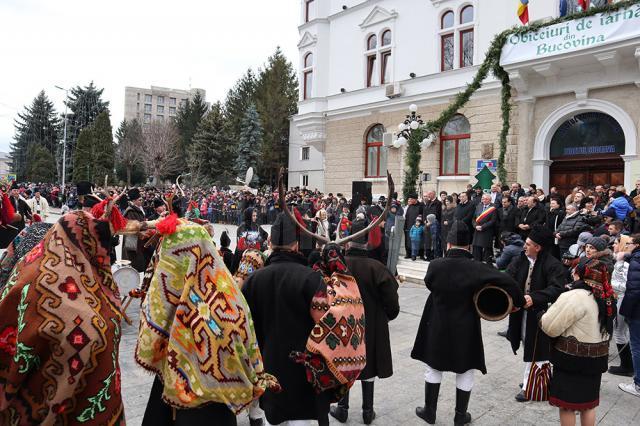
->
[0,211,125,425]
[135,221,277,413]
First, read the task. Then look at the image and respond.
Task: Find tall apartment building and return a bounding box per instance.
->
[123,86,206,124]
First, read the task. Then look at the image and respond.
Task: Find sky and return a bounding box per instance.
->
[0,0,300,153]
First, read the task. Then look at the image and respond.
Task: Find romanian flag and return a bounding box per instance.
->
[518,0,529,25]
[578,0,589,11]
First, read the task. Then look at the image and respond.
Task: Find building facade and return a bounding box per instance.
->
[123,86,206,124]
[0,151,11,178]
[289,0,633,197]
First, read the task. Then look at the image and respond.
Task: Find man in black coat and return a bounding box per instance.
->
[122,188,152,272]
[505,225,565,402]
[242,213,330,425]
[412,221,525,425]
[497,196,517,234]
[516,196,546,241]
[454,192,474,233]
[330,219,400,425]
[404,193,423,259]
[472,194,497,262]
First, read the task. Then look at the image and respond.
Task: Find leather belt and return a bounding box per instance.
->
[554,336,609,358]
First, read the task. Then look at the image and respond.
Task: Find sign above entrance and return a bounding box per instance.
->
[550,112,625,159]
[476,159,498,172]
[501,4,640,65]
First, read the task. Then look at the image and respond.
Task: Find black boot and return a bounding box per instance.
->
[329,391,349,423]
[609,344,634,376]
[415,382,440,424]
[453,388,472,426]
[362,381,376,425]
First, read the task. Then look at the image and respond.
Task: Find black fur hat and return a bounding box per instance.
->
[350,218,368,245]
[271,212,297,246]
[528,225,554,248]
[446,220,471,246]
[128,188,141,201]
[220,230,231,248]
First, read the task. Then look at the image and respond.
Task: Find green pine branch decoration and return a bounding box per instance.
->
[402,127,424,200]
[407,0,640,192]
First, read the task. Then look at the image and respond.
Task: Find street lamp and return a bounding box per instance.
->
[393,105,424,148]
[54,85,69,189]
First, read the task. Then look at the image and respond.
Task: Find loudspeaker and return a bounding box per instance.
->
[352,181,372,207]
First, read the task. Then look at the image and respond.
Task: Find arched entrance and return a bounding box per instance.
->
[549,112,625,196]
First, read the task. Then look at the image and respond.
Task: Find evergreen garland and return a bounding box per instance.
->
[413,0,640,187]
[402,127,424,200]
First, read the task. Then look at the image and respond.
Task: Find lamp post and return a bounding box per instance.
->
[54,85,69,190]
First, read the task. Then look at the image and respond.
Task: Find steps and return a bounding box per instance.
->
[396,257,429,285]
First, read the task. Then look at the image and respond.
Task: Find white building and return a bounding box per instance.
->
[0,151,10,177]
[289,0,635,197]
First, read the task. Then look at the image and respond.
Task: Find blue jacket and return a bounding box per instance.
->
[410,224,424,242]
[496,234,525,269]
[607,196,633,221]
[621,248,640,320]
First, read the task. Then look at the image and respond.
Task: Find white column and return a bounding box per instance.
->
[622,154,638,190]
[516,97,536,186]
[532,159,552,191]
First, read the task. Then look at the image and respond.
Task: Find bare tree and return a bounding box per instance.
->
[142,120,181,185]
[116,119,144,186]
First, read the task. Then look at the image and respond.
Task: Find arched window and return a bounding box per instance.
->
[440,11,455,71]
[440,115,470,176]
[367,34,377,50]
[365,124,387,178]
[439,7,474,71]
[303,52,313,100]
[381,30,392,46]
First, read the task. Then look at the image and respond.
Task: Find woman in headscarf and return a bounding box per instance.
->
[540,257,615,426]
[0,209,126,425]
[233,207,268,273]
[136,212,278,426]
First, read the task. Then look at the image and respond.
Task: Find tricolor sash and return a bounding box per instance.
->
[475,205,496,225]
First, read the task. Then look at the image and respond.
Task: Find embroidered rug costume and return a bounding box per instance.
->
[0,222,53,292]
[135,219,279,414]
[0,211,125,425]
[291,243,366,401]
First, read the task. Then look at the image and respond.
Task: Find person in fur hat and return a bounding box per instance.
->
[218,230,234,271]
[412,220,525,425]
[506,225,566,402]
[122,187,153,272]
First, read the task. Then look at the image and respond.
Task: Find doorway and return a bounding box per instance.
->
[550,157,624,197]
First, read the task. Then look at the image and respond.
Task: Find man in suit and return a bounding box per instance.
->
[454,192,475,233]
[517,196,546,241]
[472,194,497,262]
[490,184,503,208]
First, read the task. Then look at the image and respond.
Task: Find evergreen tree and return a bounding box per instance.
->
[11,91,61,181]
[115,119,144,186]
[71,111,114,182]
[255,47,299,186]
[64,82,109,180]
[224,69,257,166]
[25,144,57,183]
[235,104,263,180]
[174,91,208,173]
[188,102,233,186]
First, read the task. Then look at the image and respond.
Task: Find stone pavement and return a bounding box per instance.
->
[120,280,640,426]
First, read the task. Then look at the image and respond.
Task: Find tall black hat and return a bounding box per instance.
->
[447,220,471,246]
[271,212,297,246]
[350,218,368,245]
[220,230,231,248]
[76,181,94,197]
[528,225,554,248]
[152,198,165,209]
[128,188,141,201]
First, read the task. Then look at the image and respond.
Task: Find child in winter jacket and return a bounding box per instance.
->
[409,216,424,261]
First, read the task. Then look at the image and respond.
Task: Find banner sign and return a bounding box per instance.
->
[476,159,498,172]
[501,4,640,65]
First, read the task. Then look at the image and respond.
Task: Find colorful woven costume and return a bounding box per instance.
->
[135,220,279,413]
[291,243,366,401]
[0,222,53,292]
[0,211,125,425]
[233,249,266,284]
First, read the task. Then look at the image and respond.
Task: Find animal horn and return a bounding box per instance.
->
[278,167,330,245]
[176,173,190,198]
[337,170,395,246]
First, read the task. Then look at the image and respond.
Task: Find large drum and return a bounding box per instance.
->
[111,260,139,296]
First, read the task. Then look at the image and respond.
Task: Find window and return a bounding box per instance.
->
[381,30,391,47]
[169,106,177,115]
[365,30,392,87]
[301,174,309,187]
[157,96,165,104]
[303,52,313,100]
[305,0,314,23]
[439,6,474,71]
[145,94,152,103]
[381,51,391,84]
[367,34,377,50]
[440,115,470,176]
[143,113,151,123]
[181,98,188,106]
[136,93,140,101]
[302,146,310,160]
[156,115,164,121]
[157,105,164,113]
[169,97,177,105]
[136,102,140,111]
[144,104,152,112]
[365,124,387,178]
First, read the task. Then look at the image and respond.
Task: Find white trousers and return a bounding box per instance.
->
[424,364,475,392]
[613,295,630,345]
[248,400,263,420]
